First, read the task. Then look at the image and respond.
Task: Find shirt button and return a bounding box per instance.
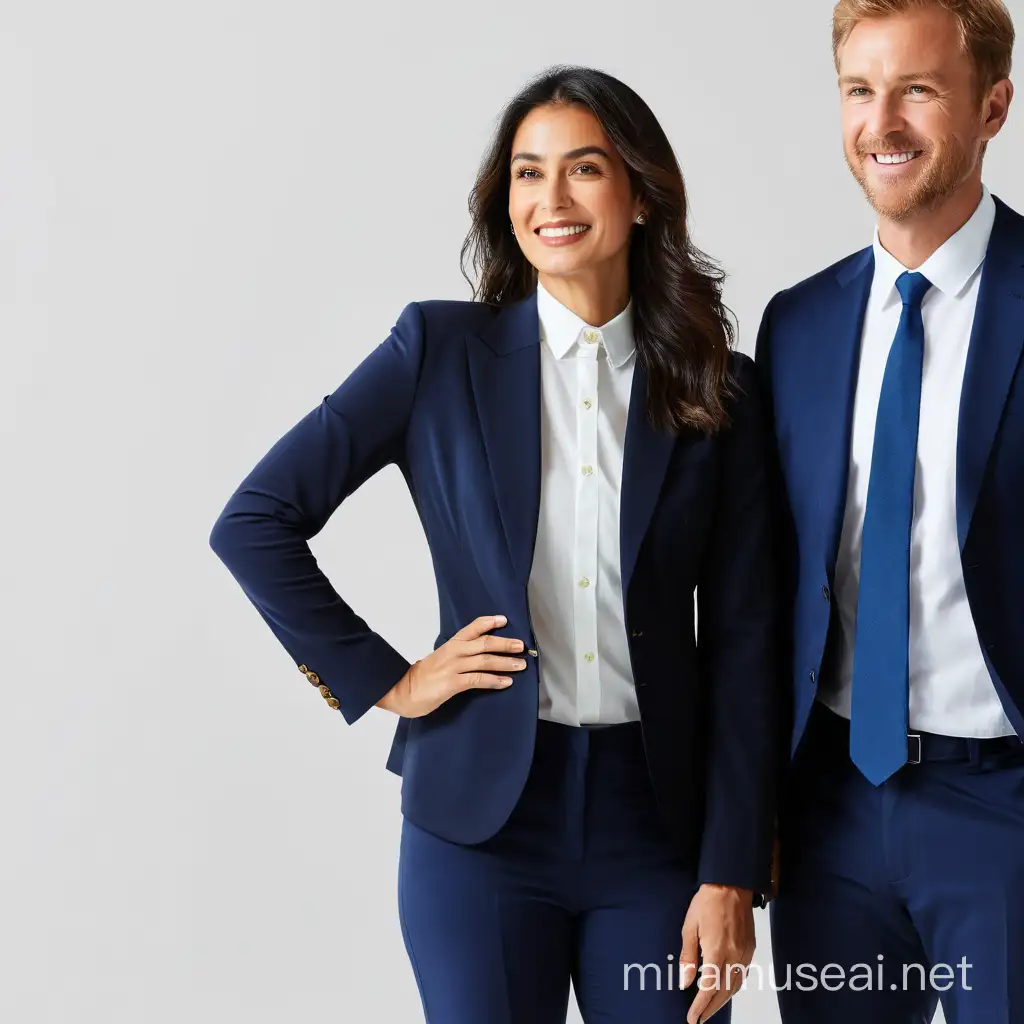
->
[578,576,590,588]
[582,398,593,410]
[583,652,595,662]
[822,584,830,601]
[581,465,594,476]
[583,329,599,344]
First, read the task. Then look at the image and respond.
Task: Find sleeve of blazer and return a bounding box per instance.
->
[208,301,426,725]
[695,351,780,896]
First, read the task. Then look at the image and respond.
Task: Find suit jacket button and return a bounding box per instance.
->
[527,648,538,657]
[318,684,332,699]
[298,664,308,674]
[307,671,320,685]
[326,697,341,710]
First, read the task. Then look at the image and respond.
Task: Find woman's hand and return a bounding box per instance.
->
[680,883,756,1023]
[377,615,527,718]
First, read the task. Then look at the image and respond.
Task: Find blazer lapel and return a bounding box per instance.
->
[466,292,723,597]
[466,293,542,585]
[620,358,676,595]
[820,248,875,578]
[956,197,1024,550]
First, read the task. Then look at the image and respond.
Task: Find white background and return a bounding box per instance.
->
[4,1,1022,1020]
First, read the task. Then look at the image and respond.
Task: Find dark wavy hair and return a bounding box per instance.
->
[460,65,737,435]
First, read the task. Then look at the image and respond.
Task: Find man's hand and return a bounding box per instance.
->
[377,615,527,718]
[680,883,756,1023]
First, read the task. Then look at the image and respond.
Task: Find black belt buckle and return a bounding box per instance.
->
[907,733,922,765]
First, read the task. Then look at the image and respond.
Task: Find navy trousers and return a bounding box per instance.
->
[772,699,1024,1024]
[398,719,720,1023]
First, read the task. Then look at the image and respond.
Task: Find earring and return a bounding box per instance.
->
[510,221,516,237]
[636,213,647,225]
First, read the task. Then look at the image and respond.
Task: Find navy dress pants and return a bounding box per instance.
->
[771,699,1024,1024]
[398,719,721,1024]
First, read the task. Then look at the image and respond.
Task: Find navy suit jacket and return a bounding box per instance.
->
[210,290,780,894]
[756,194,1024,761]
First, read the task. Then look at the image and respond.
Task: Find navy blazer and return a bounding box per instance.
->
[210,290,780,894]
[756,194,1024,760]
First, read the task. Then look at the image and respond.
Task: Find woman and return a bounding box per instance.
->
[210,65,779,1024]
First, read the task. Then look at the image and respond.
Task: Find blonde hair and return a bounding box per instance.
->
[832,0,1015,95]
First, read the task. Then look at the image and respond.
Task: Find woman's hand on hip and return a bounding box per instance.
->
[377,615,527,718]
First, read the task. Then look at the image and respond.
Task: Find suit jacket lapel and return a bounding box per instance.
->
[956,196,1024,550]
[467,293,542,585]
[466,290,677,595]
[821,248,875,578]
[620,358,676,596]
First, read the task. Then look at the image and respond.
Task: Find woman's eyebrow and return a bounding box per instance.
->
[510,145,611,164]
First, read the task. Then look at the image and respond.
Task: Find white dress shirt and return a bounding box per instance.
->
[527,281,640,725]
[820,186,1015,738]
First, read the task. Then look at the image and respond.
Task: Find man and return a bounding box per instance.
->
[756,1,1024,1021]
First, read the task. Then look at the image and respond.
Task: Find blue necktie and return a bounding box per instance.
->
[849,271,933,786]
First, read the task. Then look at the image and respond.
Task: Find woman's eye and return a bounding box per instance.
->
[514,167,540,179]
[575,163,599,175]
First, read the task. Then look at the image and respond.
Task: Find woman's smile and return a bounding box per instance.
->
[535,220,592,246]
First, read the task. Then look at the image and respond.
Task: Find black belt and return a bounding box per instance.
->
[812,702,1023,765]
[906,729,1023,764]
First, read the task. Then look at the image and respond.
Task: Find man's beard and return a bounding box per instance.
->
[846,132,976,222]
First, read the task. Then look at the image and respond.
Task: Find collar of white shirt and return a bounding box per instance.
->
[536,280,636,369]
[870,185,997,311]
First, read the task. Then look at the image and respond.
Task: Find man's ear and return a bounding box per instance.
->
[981,79,1013,142]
